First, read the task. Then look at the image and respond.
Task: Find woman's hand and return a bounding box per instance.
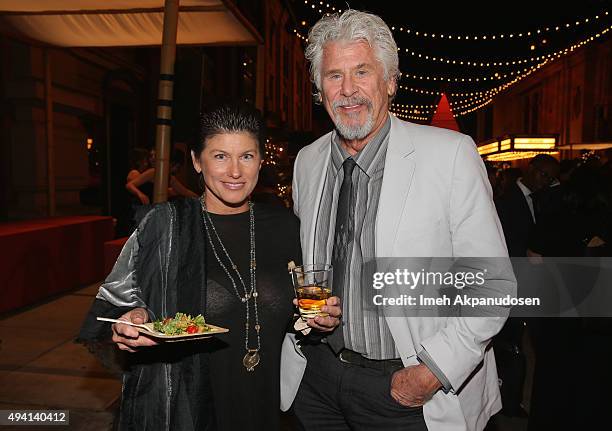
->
[111,307,158,352]
[138,192,150,205]
[293,296,342,332]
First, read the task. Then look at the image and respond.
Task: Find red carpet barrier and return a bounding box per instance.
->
[0,216,114,313]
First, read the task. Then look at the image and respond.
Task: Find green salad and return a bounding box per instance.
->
[153,313,208,335]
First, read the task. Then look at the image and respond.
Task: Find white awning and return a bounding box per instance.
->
[0,0,262,47]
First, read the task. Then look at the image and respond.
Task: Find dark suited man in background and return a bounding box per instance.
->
[493,154,560,417]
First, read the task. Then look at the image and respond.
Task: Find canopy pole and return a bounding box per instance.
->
[44,48,56,216]
[153,0,180,203]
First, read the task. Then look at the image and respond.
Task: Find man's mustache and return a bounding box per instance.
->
[333,97,372,111]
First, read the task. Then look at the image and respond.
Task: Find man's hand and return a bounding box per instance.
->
[390,363,442,407]
[293,296,342,332]
[111,307,158,352]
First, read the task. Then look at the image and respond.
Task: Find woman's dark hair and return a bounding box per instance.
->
[193,102,266,157]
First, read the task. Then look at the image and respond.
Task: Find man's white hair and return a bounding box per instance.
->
[305,9,400,98]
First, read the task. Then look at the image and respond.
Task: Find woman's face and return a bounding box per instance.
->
[191,132,262,214]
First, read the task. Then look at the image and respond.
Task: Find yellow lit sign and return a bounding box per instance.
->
[477,142,499,155]
[513,137,556,144]
[500,139,512,151]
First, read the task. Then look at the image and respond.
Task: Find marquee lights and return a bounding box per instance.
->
[477,135,559,161]
[485,151,559,162]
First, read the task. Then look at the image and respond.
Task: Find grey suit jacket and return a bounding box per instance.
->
[281,115,516,431]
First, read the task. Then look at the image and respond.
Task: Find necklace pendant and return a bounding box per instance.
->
[243,350,260,372]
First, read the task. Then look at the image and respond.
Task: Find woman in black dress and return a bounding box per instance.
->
[78,103,341,431]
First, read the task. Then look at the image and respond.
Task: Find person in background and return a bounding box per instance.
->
[127,148,151,182]
[484,161,499,197]
[495,155,560,257]
[496,167,522,201]
[493,154,559,418]
[126,147,199,205]
[527,158,612,430]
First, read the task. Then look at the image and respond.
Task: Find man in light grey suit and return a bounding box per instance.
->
[280,9,516,431]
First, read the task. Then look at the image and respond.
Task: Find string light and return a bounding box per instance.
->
[390,111,431,122]
[392,102,438,109]
[399,30,609,69]
[389,10,608,41]
[302,0,608,46]
[396,25,610,103]
[303,0,340,15]
[401,63,538,83]
[397,85,442,96]
[450,93,495,110]
[293,29,308,42]
[452,98,495,117]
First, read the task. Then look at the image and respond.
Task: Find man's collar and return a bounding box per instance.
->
[516,178,532,197]
[331,116,391,172]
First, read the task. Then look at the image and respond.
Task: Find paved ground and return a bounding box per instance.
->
[0,284,529,431]
[0,284,119,430]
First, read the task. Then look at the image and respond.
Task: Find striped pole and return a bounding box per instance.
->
[153,0,180,203]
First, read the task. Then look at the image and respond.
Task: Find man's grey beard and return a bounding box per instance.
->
[332,97,374,141]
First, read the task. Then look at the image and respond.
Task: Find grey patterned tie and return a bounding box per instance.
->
[327,157,357,353]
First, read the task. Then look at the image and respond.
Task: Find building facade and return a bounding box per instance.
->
[475,36,611,155]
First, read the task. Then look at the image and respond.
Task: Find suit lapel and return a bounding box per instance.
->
[376,115,416,256]
[302,137,332,264]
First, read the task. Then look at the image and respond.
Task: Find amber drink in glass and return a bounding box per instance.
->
[291,264,332,321]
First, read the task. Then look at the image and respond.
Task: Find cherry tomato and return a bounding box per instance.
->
[186,325,198,334]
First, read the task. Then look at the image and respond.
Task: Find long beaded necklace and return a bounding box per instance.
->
[200,198,261,372]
